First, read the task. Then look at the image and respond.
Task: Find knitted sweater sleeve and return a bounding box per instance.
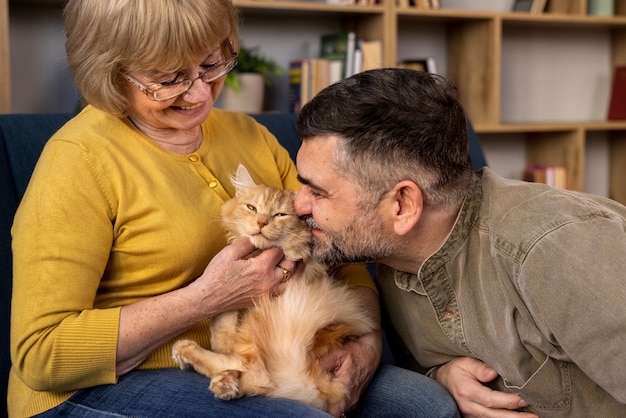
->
[11,137,120,392]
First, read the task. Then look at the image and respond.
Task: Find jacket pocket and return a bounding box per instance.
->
[503,356,571,411]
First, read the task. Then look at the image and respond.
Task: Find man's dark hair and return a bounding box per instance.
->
[297,68,473,209]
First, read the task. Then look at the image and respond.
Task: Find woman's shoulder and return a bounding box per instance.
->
[53,106,131,146]
[205,108,263,132]
[204,108,279,150]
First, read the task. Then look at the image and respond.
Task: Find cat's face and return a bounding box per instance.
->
[221,185,308,250]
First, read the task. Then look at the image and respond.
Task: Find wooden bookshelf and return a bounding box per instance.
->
[2,0,625,203]
[0,0,9,113]
[231,0,626,204]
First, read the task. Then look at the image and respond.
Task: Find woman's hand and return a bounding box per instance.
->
[116,238,294,375]
[189,237,297,314]
[433,357,539,418]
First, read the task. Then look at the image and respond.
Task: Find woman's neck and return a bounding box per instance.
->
[127,117,202,154]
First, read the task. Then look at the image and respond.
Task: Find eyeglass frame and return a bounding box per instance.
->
[123,40,238,101]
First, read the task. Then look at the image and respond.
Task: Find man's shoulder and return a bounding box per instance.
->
[477,168,625,253]
[479,167,625,222]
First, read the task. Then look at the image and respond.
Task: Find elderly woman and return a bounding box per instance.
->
[9,1,458,417]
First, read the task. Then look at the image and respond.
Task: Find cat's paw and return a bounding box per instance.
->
[171,339,200,370]
[209,369,242,400]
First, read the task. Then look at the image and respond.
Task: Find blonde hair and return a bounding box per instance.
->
[64,0,240,116]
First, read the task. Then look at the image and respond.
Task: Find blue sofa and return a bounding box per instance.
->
[0,112,486,416]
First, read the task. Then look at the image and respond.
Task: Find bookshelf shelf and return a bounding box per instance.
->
[475,121,626,133]
[233,0,385,15]
[0,0,8,113]
[396,10,626,26]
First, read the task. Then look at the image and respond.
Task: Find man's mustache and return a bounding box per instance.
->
[304,216,323,232]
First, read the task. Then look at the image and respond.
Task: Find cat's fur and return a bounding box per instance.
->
[172,165,375,412]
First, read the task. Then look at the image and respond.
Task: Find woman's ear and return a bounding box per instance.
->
[389,180,423,236]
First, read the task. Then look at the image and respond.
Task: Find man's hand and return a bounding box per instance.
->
[433,357,539,418]
[319,287,382,417]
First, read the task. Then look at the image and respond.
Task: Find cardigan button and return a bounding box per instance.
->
[208,181,218,188]
[188,154,200,162]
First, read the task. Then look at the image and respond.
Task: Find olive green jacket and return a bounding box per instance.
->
[377,168,626,418]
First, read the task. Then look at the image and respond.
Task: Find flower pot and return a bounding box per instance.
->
[221,73,264,114]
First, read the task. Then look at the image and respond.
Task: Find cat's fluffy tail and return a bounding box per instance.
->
[239,275,376,410]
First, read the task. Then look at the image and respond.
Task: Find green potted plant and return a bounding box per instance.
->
[222,45,284,113]
[225,45,284,91]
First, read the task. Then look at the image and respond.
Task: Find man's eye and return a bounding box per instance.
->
[302,185,322,198]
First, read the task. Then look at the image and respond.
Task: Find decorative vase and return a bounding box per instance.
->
[221,73,264,114]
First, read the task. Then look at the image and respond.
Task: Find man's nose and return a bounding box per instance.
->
[293,189,310,217]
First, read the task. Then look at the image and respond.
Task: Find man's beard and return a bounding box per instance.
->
[305,211,398,266]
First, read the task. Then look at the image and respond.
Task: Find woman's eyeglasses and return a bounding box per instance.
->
[124,41,238,101]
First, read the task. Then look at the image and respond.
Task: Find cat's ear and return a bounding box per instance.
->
[231,164,257,196]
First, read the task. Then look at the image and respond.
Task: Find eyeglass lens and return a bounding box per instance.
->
[151,58,237,101]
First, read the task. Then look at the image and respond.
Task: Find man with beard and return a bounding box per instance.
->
[293,68,626,418]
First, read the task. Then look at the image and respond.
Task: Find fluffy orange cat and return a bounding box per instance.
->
[172,165,375,412]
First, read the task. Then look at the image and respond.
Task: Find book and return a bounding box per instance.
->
[399,57,437,74]
[345,32,356,77]
[400,59,427,72]
[288,59,305,114]
[320,32,356,79]
[588,0,614,16]
[289,58,338,113]
[359,39,383,72]
[353,48,363,75]
[512,0,533,12]
[288,59,317,113]
[426,57,437,74]
[523,165,567,189]
[608,66,626,120]
[523,166,547,184]
[530,0,547,14]
[311,58,331,98]
[329,60,343,85]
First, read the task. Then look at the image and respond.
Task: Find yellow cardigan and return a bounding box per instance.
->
[9,106,374,417]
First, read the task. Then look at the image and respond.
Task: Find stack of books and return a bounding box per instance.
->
[288,32,383,113]
[522,165,567,189]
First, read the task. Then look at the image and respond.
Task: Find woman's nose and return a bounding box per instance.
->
[183,76,213,101]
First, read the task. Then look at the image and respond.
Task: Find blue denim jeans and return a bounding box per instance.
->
[35,364,459,417]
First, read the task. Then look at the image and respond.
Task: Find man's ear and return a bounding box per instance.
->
[389,180,423,236]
